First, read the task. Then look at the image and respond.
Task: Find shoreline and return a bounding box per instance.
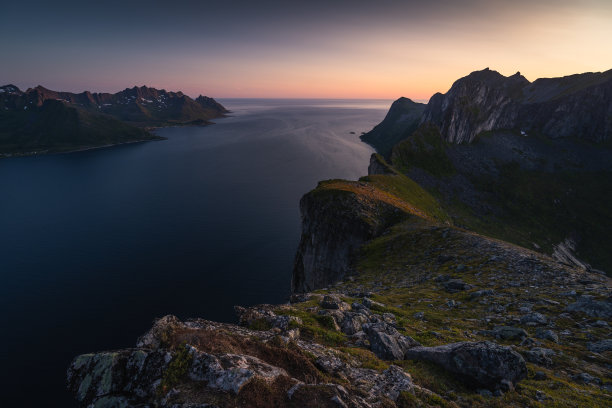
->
[0,136,166,160]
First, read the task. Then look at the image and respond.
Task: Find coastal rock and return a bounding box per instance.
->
[404,341,527,390]
[292,182,406,293]
[67,349,171,405]
[136,315,186,348]
[188,347,287,393]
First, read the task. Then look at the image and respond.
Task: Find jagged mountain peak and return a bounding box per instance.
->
[0,84,22,93]
[422,68,612,143]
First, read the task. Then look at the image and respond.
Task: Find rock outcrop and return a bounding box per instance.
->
[291,181,407,293]
[404,341,527,391]
[67,316,420,408]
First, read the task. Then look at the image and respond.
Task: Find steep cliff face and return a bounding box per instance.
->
[421,68,612,144]
[291,182,405,293]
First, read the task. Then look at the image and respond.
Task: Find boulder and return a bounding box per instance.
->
[443,279,473,293]
[321,295,351,311]
[362,322,420,360]
[491,326,528,341]
[587,339,612,353]
[67,349,172,406]
[404,341,527,390]
[340,312,370,335]
[565,295,612,318]
[572,372,602,386]
[522,347,555,367]
[369,365,414,401]
[234,305,302,331]
[535,328,559,343]
[363,297,386,309]
[520,312,548,326]
[469,289,495,300]
[188,347,287,394]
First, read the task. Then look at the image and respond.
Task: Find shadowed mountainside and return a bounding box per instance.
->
[0,84,228,156]
[362,68,612,274]
[360,97,426,158]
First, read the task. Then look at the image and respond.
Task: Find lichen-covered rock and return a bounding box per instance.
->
[234,305,301,331]
[136,315,185,348]
[362,322,420,360]
[320,295,351,311]
[404,341,527,390]
[188,347,287,393]
[369,365,414,401]
[67,349,172,406]
[340,312,370,335]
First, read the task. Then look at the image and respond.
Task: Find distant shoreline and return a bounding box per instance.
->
[0,136,166,160]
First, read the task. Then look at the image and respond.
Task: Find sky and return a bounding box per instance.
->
[2,0,611,99]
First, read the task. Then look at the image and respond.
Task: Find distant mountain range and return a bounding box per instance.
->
[0,84,228,156]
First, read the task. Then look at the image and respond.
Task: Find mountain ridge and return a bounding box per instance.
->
[0,84,228,156]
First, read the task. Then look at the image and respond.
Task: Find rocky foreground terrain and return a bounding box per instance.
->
[67,69,611,407]
[68,159,611,407]
[0,84,227,156]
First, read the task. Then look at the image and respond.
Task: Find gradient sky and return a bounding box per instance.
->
[2,0,611,99]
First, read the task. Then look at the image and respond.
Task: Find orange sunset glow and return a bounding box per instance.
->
[3,0,611,99]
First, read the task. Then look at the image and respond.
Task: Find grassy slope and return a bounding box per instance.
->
[390,127,612,274]
[312,173,450,225]
[276,217,612,407]
[273,163,610,406]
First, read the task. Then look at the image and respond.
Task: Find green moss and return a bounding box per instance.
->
[315,315,337,330]
[160,345,192,393]
[340,347,389,371]
[248,318,273,331]
[360,173,451,224]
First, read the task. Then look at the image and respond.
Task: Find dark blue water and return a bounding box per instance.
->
[0,99,389,406]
